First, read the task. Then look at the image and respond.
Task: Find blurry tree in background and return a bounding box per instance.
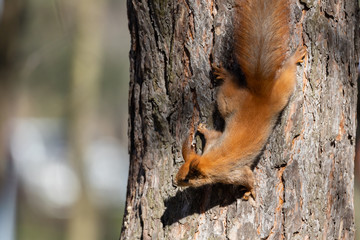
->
[67,0,105,239]
[0,0,22,182]
[0,0,130,240]
[0,0,23,239]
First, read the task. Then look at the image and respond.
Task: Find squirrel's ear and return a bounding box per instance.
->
[187,159,205,179]
[182,129,196,162]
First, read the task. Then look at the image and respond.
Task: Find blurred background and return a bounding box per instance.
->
[0,0,129,239]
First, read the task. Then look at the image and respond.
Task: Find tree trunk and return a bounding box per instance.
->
[121,0,359,239]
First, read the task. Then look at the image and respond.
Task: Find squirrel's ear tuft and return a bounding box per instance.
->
[175,158,206,187]
[175,161,191,186]
[187,159,204,179]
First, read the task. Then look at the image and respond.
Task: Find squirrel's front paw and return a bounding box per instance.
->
[197,123,208,134]
[212,63,228,81]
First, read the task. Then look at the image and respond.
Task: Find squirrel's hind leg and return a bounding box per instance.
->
[270,46,306,110]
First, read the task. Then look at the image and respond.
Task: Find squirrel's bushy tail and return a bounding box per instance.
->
[234,0,289,95]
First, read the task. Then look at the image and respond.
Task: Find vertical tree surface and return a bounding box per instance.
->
[121,0,359,239]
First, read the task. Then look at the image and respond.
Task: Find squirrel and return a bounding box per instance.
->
[175,0,306,199]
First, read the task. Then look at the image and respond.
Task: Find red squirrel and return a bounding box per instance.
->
[175,0,306,199]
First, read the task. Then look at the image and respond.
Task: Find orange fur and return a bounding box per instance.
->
[175,0,306,199]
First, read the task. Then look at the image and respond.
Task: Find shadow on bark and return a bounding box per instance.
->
[161,184,248,226]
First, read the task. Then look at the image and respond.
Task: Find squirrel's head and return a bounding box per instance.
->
[175,158,208,187]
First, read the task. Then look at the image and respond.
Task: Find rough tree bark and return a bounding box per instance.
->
[121,0,359,239]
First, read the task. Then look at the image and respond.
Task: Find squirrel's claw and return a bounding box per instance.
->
[294,45,306,64]
[242,189,256,201]
[212,63,228,81]
[197,123,207,134]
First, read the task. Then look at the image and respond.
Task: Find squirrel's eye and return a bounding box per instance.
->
[183,178,189,183]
